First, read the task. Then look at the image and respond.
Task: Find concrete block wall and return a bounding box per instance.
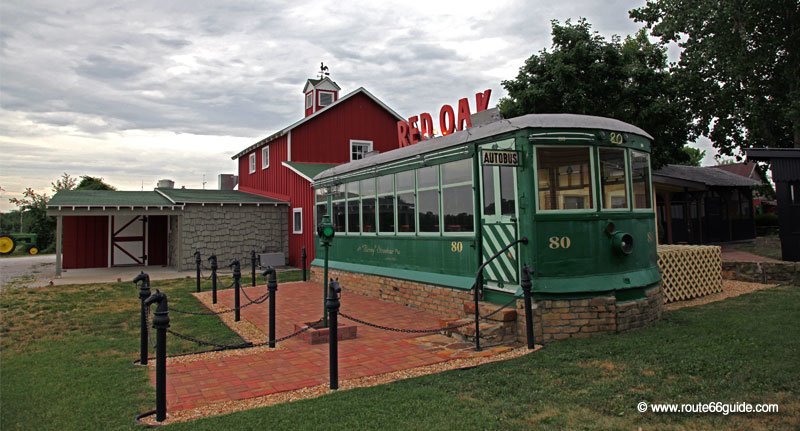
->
[176,204,287,271]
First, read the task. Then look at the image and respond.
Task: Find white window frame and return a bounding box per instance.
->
[292,208,303,234]
[318,91,334,107]
[261,146,270,169]
[248,153,256,174]
[350,140,373,162]
[305,92,313,109]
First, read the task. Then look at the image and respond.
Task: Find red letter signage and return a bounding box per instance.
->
[395,88,492,145]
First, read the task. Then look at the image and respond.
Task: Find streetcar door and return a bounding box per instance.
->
[479,140,520,292]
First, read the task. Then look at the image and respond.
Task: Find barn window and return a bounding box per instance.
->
[441,159,473,233]
[249,153,256,174]
[292,208,303,234]
[377,175,395,233]
[318,91,334,107]
[536,147,594,211]
[350,140,373,161]
[305,92,313,109]
[261,146,270,169]
[631,150,653,209]
[417,166,440,233]
[396,171,415,233]
[599,148,628,209]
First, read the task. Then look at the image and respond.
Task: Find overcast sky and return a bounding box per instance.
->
[0,0,716,212]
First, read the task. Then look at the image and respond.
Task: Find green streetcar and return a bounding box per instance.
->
[312,114,658,304]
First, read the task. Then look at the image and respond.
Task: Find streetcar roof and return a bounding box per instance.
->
[314,113,652,182]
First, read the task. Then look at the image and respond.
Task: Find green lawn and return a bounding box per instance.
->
[1,276,797,430]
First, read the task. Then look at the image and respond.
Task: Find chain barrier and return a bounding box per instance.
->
[339,296,519,334]
[253,317,324,345]
[479,297,519,322]
[240,285,270,305]
[167,329,254,350]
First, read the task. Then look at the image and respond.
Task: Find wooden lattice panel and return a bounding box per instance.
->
[657,245,722,303]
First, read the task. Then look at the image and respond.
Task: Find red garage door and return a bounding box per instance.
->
[63,216,109,269]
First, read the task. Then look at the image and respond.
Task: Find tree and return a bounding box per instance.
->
[499,19,692,168]
[631,0,800,154]
[679,146,706,166]
[8,188,54,247]
[76,176,116,191]
[51,173,77,192]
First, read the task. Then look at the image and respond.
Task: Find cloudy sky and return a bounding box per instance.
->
[0,0,715,212]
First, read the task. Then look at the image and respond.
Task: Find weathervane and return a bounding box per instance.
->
[318,62,330,79]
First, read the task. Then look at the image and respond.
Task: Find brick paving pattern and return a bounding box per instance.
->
[152,281,510,411]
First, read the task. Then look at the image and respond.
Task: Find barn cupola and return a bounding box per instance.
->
[303,63,341,117]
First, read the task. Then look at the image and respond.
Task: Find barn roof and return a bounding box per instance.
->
[314,113,653,182]
[231,87,404,160]
[653,165,761,187]
[47,189,287,210]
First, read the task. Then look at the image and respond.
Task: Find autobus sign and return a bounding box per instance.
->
[482,150,520,166]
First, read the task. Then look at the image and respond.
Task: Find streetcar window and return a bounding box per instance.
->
[599,148,628,209]
[482,165,495,215]
[331,185,345,232]
[499,166,516,215]
[631,150,652,209]
[346,182,360,233]
[377,175,395,233]
[417,166,439,233]
[361,178,376,233]
[536,147,594,211]
[441,159,473,233]
[396,171,415,233]
[315,188,328,229]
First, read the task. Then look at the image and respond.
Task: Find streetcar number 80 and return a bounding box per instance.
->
[450,241,464,253]
[548,236,571,249]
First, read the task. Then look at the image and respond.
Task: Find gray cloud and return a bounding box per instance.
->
[0,0,654,211]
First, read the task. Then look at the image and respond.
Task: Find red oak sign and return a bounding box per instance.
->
[397,89,492,147]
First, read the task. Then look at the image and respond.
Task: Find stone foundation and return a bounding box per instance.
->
[311,266,664,344]
[722,261,800,285]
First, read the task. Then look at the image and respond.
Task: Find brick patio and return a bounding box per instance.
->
[152,281,513,412]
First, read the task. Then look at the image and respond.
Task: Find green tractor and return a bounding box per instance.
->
[0,233,39,255]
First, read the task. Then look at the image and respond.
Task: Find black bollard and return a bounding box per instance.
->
[134,272,151,365]
[326,279,342,390]
[231,259,241,322]
[521,265,535,349]
[263,267,278,347]
[251,249,257,287]
[194,250,201,293]
[301,247,307,281]
[209,254,218,304]
[144,289,169,422]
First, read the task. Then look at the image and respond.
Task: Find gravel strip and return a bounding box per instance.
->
[140,344,542,425]
[665,279,778,311]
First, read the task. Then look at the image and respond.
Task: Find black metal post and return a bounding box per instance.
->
[301,247,307,282]
[322,242,330,327]
[326,279,341,390]
[231,259,241,322]
[264,267,278,347]
[134,272,151,365]
[521,265,535,349]
[474,272,482,352]
[144,290,169,422]
[209,254,218,304]
[251,249,257,287]
[194,250,201,293]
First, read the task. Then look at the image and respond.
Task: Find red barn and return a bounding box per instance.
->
[232,77,404,266]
